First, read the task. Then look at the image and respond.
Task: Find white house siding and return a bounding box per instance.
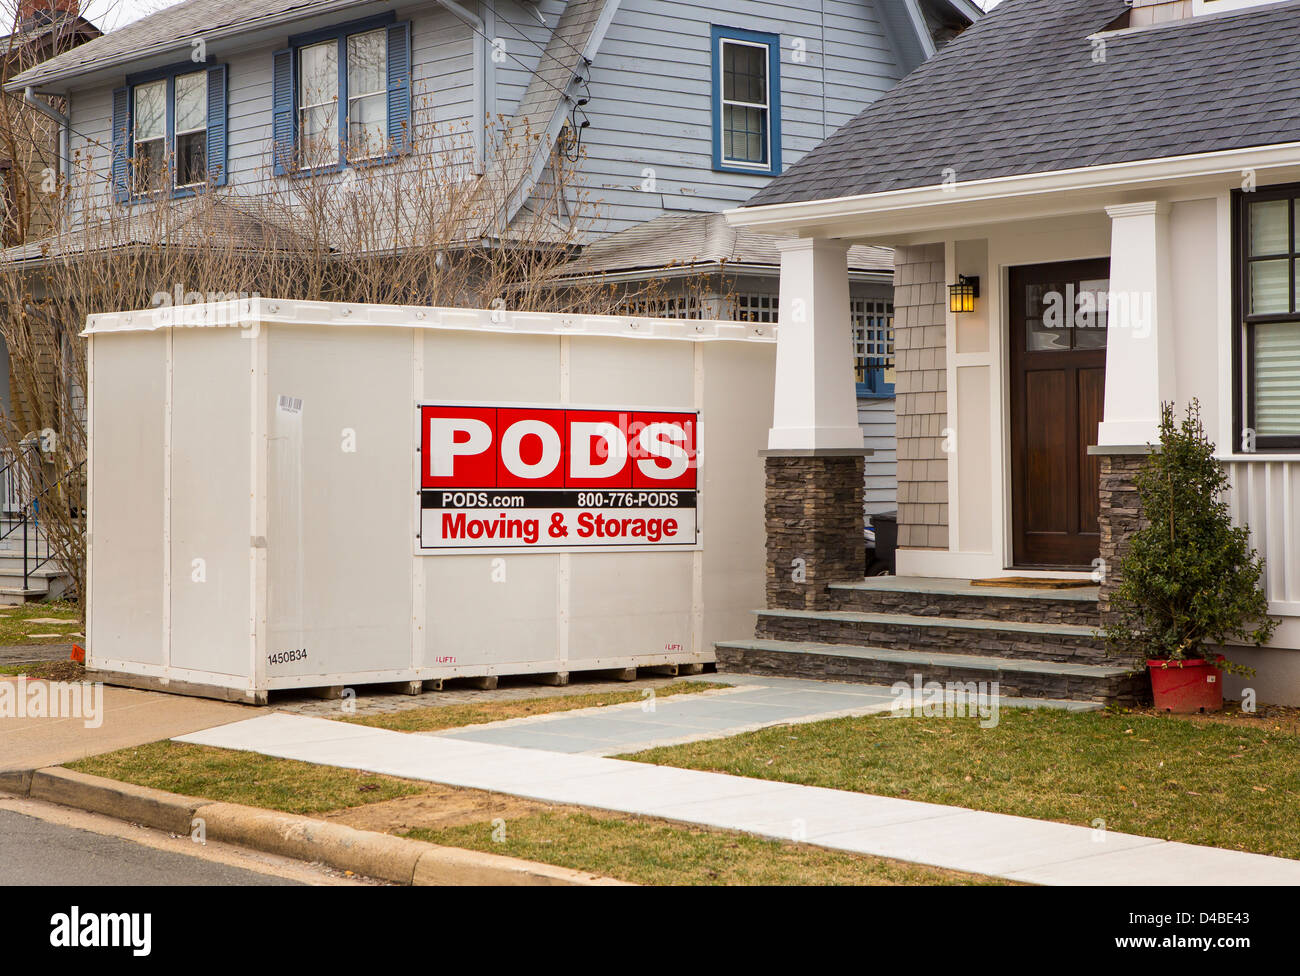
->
[64,3,479,214]
[60,0,908,235]
[567,0,905,234]
[859,395,896,517]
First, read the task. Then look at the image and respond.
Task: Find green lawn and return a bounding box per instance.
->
[69,739,1003,885]
[340,680,727,732]
[406,813,1004,886]
[624,707,1300,860]
[0,601,81,646]
[69,741,424,816]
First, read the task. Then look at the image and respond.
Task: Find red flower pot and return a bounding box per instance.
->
[1147,657,1224,713]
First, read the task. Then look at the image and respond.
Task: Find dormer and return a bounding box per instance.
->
[1126,0,1291,27]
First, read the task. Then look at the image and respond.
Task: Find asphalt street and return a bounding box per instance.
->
[0,808,303,885]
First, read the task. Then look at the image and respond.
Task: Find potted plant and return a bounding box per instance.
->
[1104,401,1275,713]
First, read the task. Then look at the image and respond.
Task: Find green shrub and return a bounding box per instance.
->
[1104,400,1274,672]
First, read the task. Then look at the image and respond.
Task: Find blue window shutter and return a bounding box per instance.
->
[111,86,129,201]
[386,21,411,154]
[206,63,228,186]
[271,47,295,175]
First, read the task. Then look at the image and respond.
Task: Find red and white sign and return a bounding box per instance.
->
[418,405,699,550]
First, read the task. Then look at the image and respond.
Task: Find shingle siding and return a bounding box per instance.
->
[892,243,948,550]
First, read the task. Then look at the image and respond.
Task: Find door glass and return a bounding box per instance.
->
[1025,275,1110,351]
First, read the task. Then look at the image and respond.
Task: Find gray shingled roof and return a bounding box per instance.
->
[7,0,363,90]
[746,0,1300,208]
[559,212,893,276]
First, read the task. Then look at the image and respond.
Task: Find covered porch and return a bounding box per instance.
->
[726,168,1300,706]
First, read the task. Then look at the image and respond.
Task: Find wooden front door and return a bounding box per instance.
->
[1009,259,1109,569]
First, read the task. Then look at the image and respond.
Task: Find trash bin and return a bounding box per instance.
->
[868,510,898,575]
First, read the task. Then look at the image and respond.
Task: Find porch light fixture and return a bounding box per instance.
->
[948,275,980,314]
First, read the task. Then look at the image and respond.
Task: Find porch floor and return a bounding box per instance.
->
[833,576,1099,602]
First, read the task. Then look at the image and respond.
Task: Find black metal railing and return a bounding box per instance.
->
[0,444,84,592]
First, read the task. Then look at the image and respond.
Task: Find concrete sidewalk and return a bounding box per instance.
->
[177,713,1300,886]
[2,681,254,771]
[432,673,1101,755]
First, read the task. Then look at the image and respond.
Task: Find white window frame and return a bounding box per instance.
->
[717,36,772,171]
[298,39,340,166]
[345,28,388,162]
[132,78,167,195]
[172,69,208,189]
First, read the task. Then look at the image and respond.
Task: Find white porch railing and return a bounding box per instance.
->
[1225,458,1300,617]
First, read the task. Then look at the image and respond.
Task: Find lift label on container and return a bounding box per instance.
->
[417,404,699,550]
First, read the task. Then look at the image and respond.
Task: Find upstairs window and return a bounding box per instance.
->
[1237,187,1300,449]
[132,79,166,194]
[298,40,340,164]
[272,16,411,175]
[711,26,781,175]
[174,71,209,187]
[112,63,227,201]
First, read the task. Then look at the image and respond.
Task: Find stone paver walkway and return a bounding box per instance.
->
[176,713,1300,886]
[274,674,689,719]
[433,673,1099,756]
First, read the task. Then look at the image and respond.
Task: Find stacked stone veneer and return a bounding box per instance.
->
[1097,452,1150,626]
[893,243,949,550]
[764,455,866,611]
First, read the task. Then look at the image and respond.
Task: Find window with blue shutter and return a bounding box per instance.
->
[276,13,410,175]
[118,61,230,199]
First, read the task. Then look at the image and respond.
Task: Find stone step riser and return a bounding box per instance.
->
[756,614,1115,665]
[830,589,1100,627]
[717,645,1146,706]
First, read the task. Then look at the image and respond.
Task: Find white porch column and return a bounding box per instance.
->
[769,237,863,451]
[1097,201,1177,447]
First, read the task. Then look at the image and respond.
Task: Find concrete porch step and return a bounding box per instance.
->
[715,638,1144,705]
[829,576,1100,626]
[755,607,1111,664]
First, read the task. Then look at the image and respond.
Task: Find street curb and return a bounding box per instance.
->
[29,767,206,835]
[0,767,626,886]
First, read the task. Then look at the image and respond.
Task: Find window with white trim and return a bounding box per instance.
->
[173,71,208,188]
[1238,187,1300,448]
[299,40,340,164]
[346,29,387,158]
[132,79,166,193]
[711,26,780,175]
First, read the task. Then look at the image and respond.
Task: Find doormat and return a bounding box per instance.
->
[969,577,1095,589]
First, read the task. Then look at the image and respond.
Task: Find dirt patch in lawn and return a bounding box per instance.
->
[324,783,582,832]
[1126,700,1300,736]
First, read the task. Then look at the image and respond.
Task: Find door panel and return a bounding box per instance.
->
[1009,260,1109,568]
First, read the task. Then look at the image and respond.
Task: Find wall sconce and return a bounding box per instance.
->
[948,275,980,314]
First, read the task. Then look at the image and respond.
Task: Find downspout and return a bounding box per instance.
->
[435,0,490,173]
[22,86,70,200]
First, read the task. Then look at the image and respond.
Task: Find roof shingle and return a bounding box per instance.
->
[745,0,1300,208]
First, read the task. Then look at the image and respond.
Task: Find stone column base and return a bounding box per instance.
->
[1092,447,1153,625]
[763,450,867,611]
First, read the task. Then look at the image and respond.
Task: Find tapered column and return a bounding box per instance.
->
[1097,202,1177,447]
[768,238,864,452]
